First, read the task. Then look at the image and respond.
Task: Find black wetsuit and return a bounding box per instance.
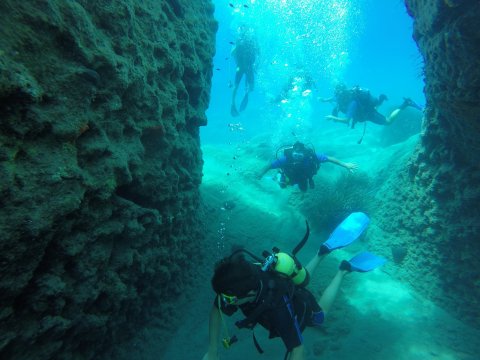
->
[214,272,324,352]
[233,38,257,89]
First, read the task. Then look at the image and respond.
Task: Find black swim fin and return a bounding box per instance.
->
[239,93,249,112]
[400,97,422,111]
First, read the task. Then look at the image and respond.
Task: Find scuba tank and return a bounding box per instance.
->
[225,220,311,286]
[262,249,309,286]
[221,221,311,353]
[261,220,310,287]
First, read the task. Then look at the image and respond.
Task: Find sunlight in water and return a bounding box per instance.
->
[225,0,362,143]
[232,0,361,84]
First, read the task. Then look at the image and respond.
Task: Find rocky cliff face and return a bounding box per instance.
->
[373,0,480,327]
[0,1,216,359]
[1,0,479,358]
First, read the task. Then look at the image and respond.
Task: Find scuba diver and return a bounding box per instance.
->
[274,67,316,104]
[230,25,259,117]
[258,141,357,192]
[201,212,386,360]
[321,83,422,135]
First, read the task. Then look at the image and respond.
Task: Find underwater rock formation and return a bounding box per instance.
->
[0,1,216,359]
[373,0,480,327]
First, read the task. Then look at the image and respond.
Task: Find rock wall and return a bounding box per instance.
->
[372,0,480,327]
[0,1,216,359]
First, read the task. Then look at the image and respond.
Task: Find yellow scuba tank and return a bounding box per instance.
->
[261,220,311,286]
[274,252,308,286]
[262,249,309,287]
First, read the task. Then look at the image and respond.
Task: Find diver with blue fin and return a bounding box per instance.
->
[202,212,386,360]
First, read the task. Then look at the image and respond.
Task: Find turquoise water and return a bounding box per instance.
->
[178,2,480,360]
[202,0,424,145]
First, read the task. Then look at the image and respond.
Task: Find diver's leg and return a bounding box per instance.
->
[386,108,401,124]
[305,254,327,276]
[298,179,308,192]
[232,70,243,105]
[317,270,348,315]
[231,80,240,105]
[370,111,389,125]
[386,97,422,123]
[231,71,243,116]
[246,69,254,93]
[231,84,239,103]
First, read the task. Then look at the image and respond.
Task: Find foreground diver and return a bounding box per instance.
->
[322,83,422,129]
[258,141,357,192]
[201,212,386,360]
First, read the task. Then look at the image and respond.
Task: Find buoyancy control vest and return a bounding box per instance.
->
[228,221,311,359]
[231,220,310,290]
[281,143,320,180]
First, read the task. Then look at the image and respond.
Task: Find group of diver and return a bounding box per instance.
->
[229,25,422,128]
[200,19,421,360]
[228,24,422,194]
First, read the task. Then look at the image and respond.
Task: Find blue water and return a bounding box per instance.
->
[202,0,424,145]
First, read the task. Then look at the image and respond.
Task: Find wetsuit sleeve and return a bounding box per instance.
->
[270,156,286,169]
[316,153,328,163]
[346,100,358,119]
[213,295,238,316]
[266,295,303,351]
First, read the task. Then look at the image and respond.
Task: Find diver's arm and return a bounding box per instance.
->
[257,163,272,179]
[325,156,358,173]
[288,344,305,360]
[326,99,356,125]
[325,115,351,125]
[202,305,221,360]
[318,96,335,103]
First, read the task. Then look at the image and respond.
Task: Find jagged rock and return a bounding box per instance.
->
[391,245,408,264]
[0,1,216,359]
[373,0,480,328]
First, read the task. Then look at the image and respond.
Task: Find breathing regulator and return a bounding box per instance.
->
[261,246,309,287]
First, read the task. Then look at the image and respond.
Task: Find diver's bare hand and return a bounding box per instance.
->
[344,163,358,173]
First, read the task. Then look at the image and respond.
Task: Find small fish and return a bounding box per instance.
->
[225,57,229,60]
[216,68,221,71]
[229,3,234,7]
[229,41,235,45]
[244,4,249,8]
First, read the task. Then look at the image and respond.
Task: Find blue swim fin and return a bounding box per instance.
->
[340,251,387,272]
[319,212,370,255]
[239,93,249,111]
